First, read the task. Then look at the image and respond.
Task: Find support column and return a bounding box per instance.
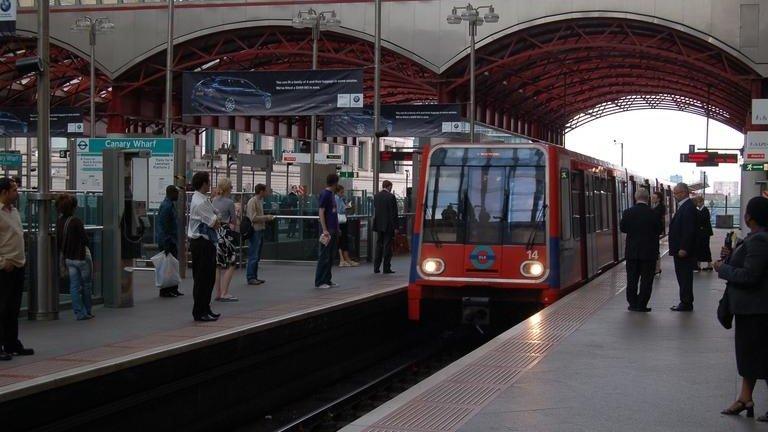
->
[742,79,768,237]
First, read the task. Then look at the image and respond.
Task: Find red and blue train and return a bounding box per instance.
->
[408,140,675,325]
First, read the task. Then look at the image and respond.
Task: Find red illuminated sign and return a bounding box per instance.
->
[380,151,414,162]
[680,151,737,165]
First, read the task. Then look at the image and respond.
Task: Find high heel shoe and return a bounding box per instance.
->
[758,412,768,422]
[721,400,754,417]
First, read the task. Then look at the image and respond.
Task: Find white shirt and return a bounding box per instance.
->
[187,191,219,240]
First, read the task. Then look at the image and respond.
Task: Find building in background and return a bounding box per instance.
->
[670,174,683,183]
[713,181,739,196]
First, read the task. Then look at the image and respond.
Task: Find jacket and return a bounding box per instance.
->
[669,198,697,257]
[373,189,398,233]
[652,203,666,236]
[718,231,768,315]
[620,202,662,261]
[246,196,271,231]
[157,197,177,253]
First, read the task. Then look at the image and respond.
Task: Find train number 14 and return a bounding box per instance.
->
[526,250,539,260]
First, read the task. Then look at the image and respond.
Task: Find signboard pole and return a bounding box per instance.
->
[309,24,319,196]
[372,0,382,197]
[174,138,186,278]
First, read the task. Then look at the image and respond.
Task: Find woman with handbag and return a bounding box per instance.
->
[335,185,358,267]
[55,194,94,321]
[716,196,768,420]
[212,178,239,302]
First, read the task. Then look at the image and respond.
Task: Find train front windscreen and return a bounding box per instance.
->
[422,146,547,246]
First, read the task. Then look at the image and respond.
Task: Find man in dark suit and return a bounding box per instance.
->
[620,188,662,312]
[373,180,399,274]
[668,182,698,311]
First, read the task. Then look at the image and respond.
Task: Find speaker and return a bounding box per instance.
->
[15,57,43,75]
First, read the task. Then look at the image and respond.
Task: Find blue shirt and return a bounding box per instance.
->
[318,189,339,232]
[335,195,346,216]
[156,197,177,248]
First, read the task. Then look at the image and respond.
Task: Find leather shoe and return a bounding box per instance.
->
[384,270,396,274]
[0,351,11,361]
[194,314,218,322]
[670,304,693,312]
[373,269,381,274]
[208,311,221,319]
[7,347,34,356]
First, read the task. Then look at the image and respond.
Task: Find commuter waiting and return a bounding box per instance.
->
[157,185,183,297]
[335,184,358,267]
[0,178,34,360]
[188,172,221,322]
[245,183,274,285]
[694,195,714,271]
[717,196,768,420]
[213,178,239,301]
[56,194,94,320]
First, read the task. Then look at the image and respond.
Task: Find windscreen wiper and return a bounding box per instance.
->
[526,204,548,251]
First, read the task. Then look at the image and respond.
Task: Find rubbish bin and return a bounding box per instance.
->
[716,214,734,229]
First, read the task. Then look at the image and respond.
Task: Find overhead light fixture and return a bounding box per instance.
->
[483,6,500,23]
[324,11,341,26]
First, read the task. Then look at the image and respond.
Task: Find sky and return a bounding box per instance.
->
[564,110,743,189]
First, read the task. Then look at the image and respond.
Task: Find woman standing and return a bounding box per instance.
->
[694,196,714,271]
[336,185,358,267]
[55,194,94,320]
[212,178,239,302]
[717,196,768,420]
[651,191,667,275]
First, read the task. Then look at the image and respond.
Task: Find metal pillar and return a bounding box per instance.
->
[372,0,382,193]
[309,25,318,196]
[469,16,476,143]
[173,138,186,278]
[88,26,96,138]
[31,0,57,320]
[164,0,174,137]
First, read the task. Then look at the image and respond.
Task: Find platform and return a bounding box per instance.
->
[343,231,763,432]
[0,257,409,397]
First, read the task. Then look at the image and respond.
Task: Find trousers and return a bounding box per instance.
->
[190,237,216,318]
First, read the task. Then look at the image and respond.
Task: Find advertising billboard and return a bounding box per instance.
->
[0,0,16,34]
[0,107,84,137]
[182,69,364,116]
[323,104,463,137]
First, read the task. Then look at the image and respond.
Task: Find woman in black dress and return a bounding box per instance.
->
[717,196,768,420]
[651,192,666,275]
[694,196,714,271]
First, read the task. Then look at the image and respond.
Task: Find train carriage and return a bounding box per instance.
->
[408,140,674,325]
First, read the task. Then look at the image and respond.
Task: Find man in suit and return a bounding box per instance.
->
[620,188,662,312]
[668,182,698,311]
[373,180,399,274]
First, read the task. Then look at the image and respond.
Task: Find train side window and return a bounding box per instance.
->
[423,166,463,243]
[560,169,571,240]
[572,172,582,239]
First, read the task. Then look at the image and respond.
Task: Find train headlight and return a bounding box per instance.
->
[521,260,545,278]
[422,258,445,275]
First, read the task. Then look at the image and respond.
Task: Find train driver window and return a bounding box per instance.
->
[423,166,463,243]
[504,165,546,244]
[466,166,505,244]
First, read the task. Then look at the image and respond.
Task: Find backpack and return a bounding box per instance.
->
[240,215,254,240]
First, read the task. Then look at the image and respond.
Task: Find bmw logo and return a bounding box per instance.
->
[470,246,496,270]
[77,139,88,151]
[353,95,361,103]
[0,0,10,12]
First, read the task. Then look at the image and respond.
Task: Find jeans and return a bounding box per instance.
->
[315,232,338,287]
[247,230,264,281]
[66,258,93,319]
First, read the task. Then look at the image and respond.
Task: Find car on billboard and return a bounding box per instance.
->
[190,77,273,114]
[0,112,29,137]
[330,109,394,136]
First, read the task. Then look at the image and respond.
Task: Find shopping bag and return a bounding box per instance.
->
[151,252,182,288]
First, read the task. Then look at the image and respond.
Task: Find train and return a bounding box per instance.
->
[407,140,675,325]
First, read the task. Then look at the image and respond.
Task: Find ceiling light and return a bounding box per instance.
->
[483,6,500,23]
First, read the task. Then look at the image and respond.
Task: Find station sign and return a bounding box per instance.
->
[281,151,310,164]
[315,153,342,165]
[753,99,768,125]
[679,151,738,167]
[0,151,21,169]
[743,163,768,172]
[339,171,358,179]
[745,131,768,162]
[76,138,175,209]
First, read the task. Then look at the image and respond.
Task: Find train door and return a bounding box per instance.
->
[584,173,599,277]
[610,177,619,261]
[571,170,588,280]
[559,161,582,288]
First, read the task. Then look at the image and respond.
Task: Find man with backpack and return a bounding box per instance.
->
[245,184,274,285]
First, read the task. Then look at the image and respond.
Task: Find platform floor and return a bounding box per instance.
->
[344,231,766,432]
[0,257,409,393]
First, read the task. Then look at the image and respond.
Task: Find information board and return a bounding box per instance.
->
[76,138,175,209]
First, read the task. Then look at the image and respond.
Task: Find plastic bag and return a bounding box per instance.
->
[151,251,181,288]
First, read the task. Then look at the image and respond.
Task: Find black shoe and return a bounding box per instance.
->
[0,351,11,361]
[374,269,381,274]
[637,307,652,312]
[670,304,693,312]
[194,314,217,322]
[384,270,396,274]
[159,291,175,298]
[172,289,184,296]
[208,311,221,319]
[722,400,754,417]
[7,347,34,356]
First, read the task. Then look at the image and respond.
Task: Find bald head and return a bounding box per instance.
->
[635,188,649,203]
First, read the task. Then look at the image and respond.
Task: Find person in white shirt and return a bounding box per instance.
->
[188,172,221,322]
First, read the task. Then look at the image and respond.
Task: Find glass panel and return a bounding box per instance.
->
[505,166,546,244]
[430,147,545,167]
[423,166,463,243]
[560,171,571,240]
[466,166,505,244]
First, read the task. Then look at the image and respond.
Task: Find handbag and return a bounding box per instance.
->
[58,217,72,279]
[717,288,733,329]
